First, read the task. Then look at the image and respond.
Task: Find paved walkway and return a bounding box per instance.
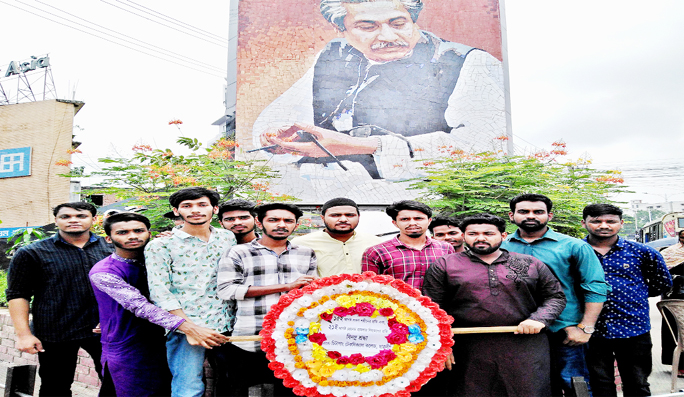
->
[0,298,681,396]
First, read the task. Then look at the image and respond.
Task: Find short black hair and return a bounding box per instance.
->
[321,197,359,216]
[678,229,684,238]
[509,193,553,213]
[385,200,432,220]
[460,213,506,233]
[583,203,623,220]
[53,202,97,217]
[103,212,151,236]
[255,203,303,221]
[218,199,257,219]
[163,211,182,221]
[428,215,460,233]
[169,187,220,208]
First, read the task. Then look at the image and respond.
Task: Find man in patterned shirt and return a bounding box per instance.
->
[218,202,317,396]
[145,187,235,397]
[582,203,671,397]
[362,200,454,290]
[423,214,566,397]
[90,212,220,396]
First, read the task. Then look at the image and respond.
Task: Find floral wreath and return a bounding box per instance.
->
[260,272,454,397]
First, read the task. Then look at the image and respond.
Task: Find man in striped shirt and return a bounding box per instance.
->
[362,200,454,290]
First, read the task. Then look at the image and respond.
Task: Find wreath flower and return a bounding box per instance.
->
[260,272,454,397]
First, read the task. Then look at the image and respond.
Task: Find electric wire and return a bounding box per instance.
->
[0,1,226,78]
[100,0,227,48]
[119,0,227,42]
[31,0,226,74]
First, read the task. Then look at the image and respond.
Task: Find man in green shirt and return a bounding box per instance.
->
[502,193,609,396]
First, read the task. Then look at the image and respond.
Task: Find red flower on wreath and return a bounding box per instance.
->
[349,353,365,365]
[390,322,409,334]
[386,332,408,344]
[355,302,375,317]
[367,355,387,369]
[379,307,394,317]
[319,312,333,322]
[308,332,327,344]
[333,306,350,317]
[327,351,341,359]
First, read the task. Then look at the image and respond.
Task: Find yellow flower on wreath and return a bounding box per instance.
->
[335,295,354,307]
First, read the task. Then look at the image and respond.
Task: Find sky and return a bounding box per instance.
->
[2,0,684,210]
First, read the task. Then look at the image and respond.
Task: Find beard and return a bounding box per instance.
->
[180,213,210,226]
[264,228,290,240]
[515,219,547,233]
[467,241,502,255]
[61,229,89,236]
[325,222,355,235]
[232,225,255,237]
[111,237,149,251]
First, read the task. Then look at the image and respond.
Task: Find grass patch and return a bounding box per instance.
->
[0,271,7,307]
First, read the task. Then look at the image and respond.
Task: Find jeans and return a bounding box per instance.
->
[587,332,652,397]
[38,336,115,397]
[549,330,592,396]
[166,331,208,397]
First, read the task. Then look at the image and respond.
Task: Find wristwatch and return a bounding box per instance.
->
[577,323,595,334]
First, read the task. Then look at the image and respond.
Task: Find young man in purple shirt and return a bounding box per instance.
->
[362,200,454,290]
[90,212,221,396]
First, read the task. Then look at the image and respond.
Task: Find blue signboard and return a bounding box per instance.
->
[0,227,40,239]
[0,147,31,178]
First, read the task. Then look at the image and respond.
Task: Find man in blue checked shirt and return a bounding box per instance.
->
[582,203,671,397]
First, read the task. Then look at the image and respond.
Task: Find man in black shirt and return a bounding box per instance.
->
[6,202,115,396]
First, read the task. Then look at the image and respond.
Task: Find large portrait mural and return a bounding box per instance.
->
[237,0,507,203]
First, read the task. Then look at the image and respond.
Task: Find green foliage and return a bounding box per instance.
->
[410,144,630,238]
[62,133,292,232]
[5,227,51,255]
[0,271,6,306]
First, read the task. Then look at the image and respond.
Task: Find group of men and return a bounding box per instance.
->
[6,189,673,397]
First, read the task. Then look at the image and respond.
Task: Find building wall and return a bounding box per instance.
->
[0,100,81,229]
[630,200,684,213]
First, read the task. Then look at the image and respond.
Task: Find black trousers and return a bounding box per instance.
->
[38,336,115,397]
[218,343,295,397]
[587,332,652,397]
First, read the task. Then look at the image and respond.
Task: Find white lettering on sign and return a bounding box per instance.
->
[4,56,50,78]
[0,153,24,173]
[320,315,393,355]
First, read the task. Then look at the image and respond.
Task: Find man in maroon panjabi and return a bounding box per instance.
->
[422,214,566,397]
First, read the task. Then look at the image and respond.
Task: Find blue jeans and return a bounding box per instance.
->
[549,330,592,396]
[166,332,207,397]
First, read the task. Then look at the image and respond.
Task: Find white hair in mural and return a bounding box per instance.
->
[320,0,424,31]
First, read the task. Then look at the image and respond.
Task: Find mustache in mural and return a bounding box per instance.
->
[371,40,410,50]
